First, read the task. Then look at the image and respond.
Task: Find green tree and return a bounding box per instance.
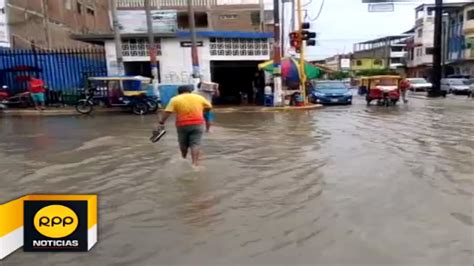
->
[329,71,350,80]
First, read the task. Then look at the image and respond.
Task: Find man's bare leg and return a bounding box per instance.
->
[190,146,201,167]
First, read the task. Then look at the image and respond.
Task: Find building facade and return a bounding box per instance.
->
[4,0,111,48]
[406,3,470,78]
[351,34,412,73]
[75,0,274,104]
[323,54,351,72]
[445,3,474,76]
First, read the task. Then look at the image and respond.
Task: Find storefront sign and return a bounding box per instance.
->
[340,58,351,70]
[180,41,203,47]
[117,10,177,34]
[0,0,10,48]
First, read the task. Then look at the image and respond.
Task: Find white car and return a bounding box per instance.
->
[406,78,432,92]
[469,82,474,98]
[441,78,471,95]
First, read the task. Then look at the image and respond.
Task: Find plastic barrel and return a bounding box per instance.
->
[264,95,274,106]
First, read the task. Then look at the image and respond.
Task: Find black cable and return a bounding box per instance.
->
[302,0,312,8]
[307,0,325,21]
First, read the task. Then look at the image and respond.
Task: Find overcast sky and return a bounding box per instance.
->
[298,0,463,60]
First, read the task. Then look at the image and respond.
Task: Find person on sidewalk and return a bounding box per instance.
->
[194,82,219,132]
[159,85,212,167]
[399,78,410,104]
[28,77,46,110]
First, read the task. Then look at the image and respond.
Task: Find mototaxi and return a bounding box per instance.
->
[76,76,158,115]
[363,75,401,106]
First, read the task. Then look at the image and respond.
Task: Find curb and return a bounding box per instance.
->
[1,105,324,116]
[0,108,124,117]
[213,104,323,113]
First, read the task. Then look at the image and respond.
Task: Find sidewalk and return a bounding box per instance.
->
[0,104,323,117]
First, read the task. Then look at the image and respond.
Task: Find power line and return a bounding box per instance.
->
[306,0,325,21]
[302,0,312,7]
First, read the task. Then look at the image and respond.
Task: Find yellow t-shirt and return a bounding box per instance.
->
[165,93,212,126]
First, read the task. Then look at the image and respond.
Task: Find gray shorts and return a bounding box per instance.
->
[177,125,204,150]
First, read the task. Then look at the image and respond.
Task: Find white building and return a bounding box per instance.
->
[406,3,466,78]
[75,0,274,104]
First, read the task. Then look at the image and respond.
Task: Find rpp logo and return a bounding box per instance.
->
[33,205,79,238]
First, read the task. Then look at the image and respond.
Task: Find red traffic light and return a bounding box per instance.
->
[289,31,302,51]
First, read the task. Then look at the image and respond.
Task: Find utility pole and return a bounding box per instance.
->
[272,0,283,106]
[145,0,159,86]
[41,0,51,48]
[430,0,443,97]
[291,0,295,31]
[110,0,124,75]
[281,0,285,57]
[259,0,265,32]
[187,0,200,83]
[297,0,305,104]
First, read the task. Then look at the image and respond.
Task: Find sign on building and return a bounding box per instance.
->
[340,58,351,70]
[0,0,10,48]
[117,10,177,34]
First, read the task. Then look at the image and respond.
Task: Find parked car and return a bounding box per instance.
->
[441,78,471,95]
[469,81,474,98]
[406,78,432,92]
[310,80,353,105]
[447,74,470,79]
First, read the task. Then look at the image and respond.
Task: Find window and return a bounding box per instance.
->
[178,12,208,28]
[356,60,362,66]
[391,58,401,64]
[86,7,95,16]
[391,46,403,52]
[417,29,423,38]
[121,38,162,57]
[77,2,82,14]
[373,59,382,65]
[209,38,270,57]
[426,47,434,55]
[468,10,474,21]
[218,14,237,20]
[65,0,72,10]
[416,48,423,56]
[251,11,260,26]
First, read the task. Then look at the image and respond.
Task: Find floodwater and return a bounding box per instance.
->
[1,95,473,265]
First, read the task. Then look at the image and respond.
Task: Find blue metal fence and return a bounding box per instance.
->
[0,47,107,104]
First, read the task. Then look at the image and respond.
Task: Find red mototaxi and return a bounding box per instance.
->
[364,75,401,105]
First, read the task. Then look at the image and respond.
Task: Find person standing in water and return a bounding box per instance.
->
[399,78,410,104]
[159,85,212,167]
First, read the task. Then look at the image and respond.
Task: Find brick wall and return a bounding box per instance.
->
[8,0,111,48]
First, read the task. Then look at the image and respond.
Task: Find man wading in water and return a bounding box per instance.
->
[158,85,212,167]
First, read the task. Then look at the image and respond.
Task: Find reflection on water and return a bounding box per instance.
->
[0,96,473,265]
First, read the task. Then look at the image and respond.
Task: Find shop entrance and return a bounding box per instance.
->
[124,62,160,80]
[210,61,263,105]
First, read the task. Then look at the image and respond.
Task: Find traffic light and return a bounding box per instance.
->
[301,22,316,46]
[289,31,301,53]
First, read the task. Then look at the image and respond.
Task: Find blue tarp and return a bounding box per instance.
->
[177,31,273,39]
[159,84,193,107]
[0,50,106,93]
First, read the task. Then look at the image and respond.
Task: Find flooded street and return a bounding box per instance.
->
[1,96,473,265]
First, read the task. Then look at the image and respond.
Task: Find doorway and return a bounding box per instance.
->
[210,60,262,105]
[124,62,160,80]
